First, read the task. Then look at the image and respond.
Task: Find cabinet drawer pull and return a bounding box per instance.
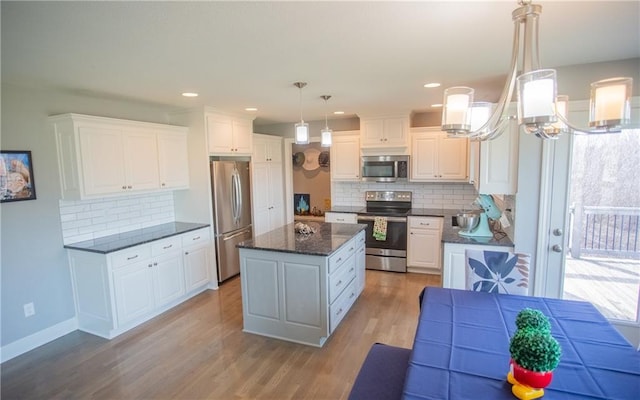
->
[192,236,201,241]
[336,280,342,287]
[336,308,343,316]
[127,255,139,260]
[336,257,342,263]
[349,247,354,251]
[163,244,173,249]
[350,267,354,273]
[337,218,344,222]
[185,251,189,255]
[148,263,152,268]
[350,292,355,299]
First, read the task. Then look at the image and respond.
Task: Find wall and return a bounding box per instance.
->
[0,83,177,359]
[291,142,331,213]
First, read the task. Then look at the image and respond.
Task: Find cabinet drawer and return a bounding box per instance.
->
[329,254,356,304]
[112,245,151,269]
[356,230,365,247]
[408,216,443,230]
[181,228,211,248]
[151,236,182,256]
[328,238,357,274]
[330,279,357,333]
[325,212,358,224]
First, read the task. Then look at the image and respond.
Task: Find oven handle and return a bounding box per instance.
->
[357,215,407,223]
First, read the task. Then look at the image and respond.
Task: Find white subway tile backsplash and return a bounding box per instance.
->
[331,181,478,209]
[59,192,176,245]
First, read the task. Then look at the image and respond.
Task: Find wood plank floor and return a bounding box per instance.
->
[1,271,440,400]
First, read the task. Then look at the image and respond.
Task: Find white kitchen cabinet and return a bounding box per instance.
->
[407,217,443,273]
[239,231,362,346]
[355,230,366,294]
[253,133,283,163]
[68,227,212,339]
[442,242,514,290]
[330,132,361,181]
[206,112,253,155]
[325,212,358,224]
[410,128,469,182]
[252,135,285,236]
[469,118,519,194]
[49,113,189,199]
[360,116,410,149]
[182,228,213,292]
[157,130,190,190]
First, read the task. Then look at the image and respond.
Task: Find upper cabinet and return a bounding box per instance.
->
[469,118,519,195]
[330,131,361,181]
[50,113,189,200]
[359,115,410,150]
[206,112,253,155]
[252,133,283,163]
[410,127,469,182]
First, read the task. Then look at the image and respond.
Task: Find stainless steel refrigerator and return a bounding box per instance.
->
[210,157,252,282]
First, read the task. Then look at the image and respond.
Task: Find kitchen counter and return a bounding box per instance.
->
[237,222,366,256]
[64,222,210,254]
[238,221,366,347]
[410,208,514,247]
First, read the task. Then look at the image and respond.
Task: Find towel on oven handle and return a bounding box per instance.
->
[373,216,387,241]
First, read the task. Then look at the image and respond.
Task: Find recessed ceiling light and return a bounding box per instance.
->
[245,107,258,112]
[333,111,345,115]
[424,83,441,88]
[181,92,198,97]
[431,103,443,108]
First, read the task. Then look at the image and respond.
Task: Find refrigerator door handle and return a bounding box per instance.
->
[230,170,238,224]
[222,227,252,241]
[233,169,241,224]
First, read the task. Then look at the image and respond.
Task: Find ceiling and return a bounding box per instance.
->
[2,1,639,127]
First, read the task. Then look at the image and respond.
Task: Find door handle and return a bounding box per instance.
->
[551,244,563,253]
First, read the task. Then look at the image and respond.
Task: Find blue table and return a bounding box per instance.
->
[403,287,640,399]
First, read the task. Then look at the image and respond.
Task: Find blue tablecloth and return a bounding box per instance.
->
[403,287,640,399]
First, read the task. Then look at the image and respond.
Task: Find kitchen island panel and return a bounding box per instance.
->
[283,261,322,327]
[243,256,280,320]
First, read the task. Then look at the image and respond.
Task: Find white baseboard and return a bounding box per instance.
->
[1,318,78,363]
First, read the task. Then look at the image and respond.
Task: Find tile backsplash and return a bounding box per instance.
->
[59,192,175,245]
[331,181,478,209]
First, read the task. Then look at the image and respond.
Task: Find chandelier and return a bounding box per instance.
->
[441,0,633,141]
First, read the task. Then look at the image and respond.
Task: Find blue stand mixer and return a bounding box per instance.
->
[458,194,501,238]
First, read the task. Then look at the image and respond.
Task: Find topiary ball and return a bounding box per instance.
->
[509,328,562,372]
[515,308,551,333]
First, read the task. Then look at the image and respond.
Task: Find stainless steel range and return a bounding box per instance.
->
[357,191,412,272]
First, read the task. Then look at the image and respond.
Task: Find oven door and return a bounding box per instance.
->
[357,215,407,271]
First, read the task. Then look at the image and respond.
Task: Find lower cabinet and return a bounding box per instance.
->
[407,217,443,274]
[239,231,364,347]
[69,227,212,339]
[442,242,515,289]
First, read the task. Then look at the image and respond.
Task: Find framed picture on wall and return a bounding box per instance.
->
[1,150,37,203]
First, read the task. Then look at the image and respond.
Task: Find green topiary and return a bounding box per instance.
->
[515,308,551,333]
[509,328,562,372]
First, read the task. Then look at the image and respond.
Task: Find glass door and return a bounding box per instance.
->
[541,104,640,345]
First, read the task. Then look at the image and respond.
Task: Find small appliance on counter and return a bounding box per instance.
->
[457,194,502,238]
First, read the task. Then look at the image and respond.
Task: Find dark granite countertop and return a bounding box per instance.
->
[237,222,366,256]
[64,222,210,254]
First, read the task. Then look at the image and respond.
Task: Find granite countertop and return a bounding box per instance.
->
[64,222,210,254]
[237,222,366,256]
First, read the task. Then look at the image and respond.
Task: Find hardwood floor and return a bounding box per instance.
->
[1,271,440,399]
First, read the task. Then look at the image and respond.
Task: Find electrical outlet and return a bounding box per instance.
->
[23,302,35,318]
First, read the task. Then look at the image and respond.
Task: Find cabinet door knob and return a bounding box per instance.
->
[185,251,189,255]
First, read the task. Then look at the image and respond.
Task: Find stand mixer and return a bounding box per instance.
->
[458,194,502,238]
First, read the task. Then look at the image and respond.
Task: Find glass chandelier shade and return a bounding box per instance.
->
[294,82,309,145]
[321,95,332,147]
[441,1,634,141]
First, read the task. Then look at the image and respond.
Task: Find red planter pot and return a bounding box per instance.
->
[511,360,554,389]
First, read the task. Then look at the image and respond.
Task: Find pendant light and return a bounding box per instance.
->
[320,95,333,147]
[294,82,309,145]
[441,1,634,141]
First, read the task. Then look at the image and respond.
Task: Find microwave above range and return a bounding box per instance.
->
[361,155,409,182]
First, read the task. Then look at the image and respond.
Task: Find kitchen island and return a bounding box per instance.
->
[237,221,366,347]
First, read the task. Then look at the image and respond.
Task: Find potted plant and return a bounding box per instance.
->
[507,309,561,399]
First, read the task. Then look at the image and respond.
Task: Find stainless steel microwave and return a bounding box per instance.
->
[361,155,409,182]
